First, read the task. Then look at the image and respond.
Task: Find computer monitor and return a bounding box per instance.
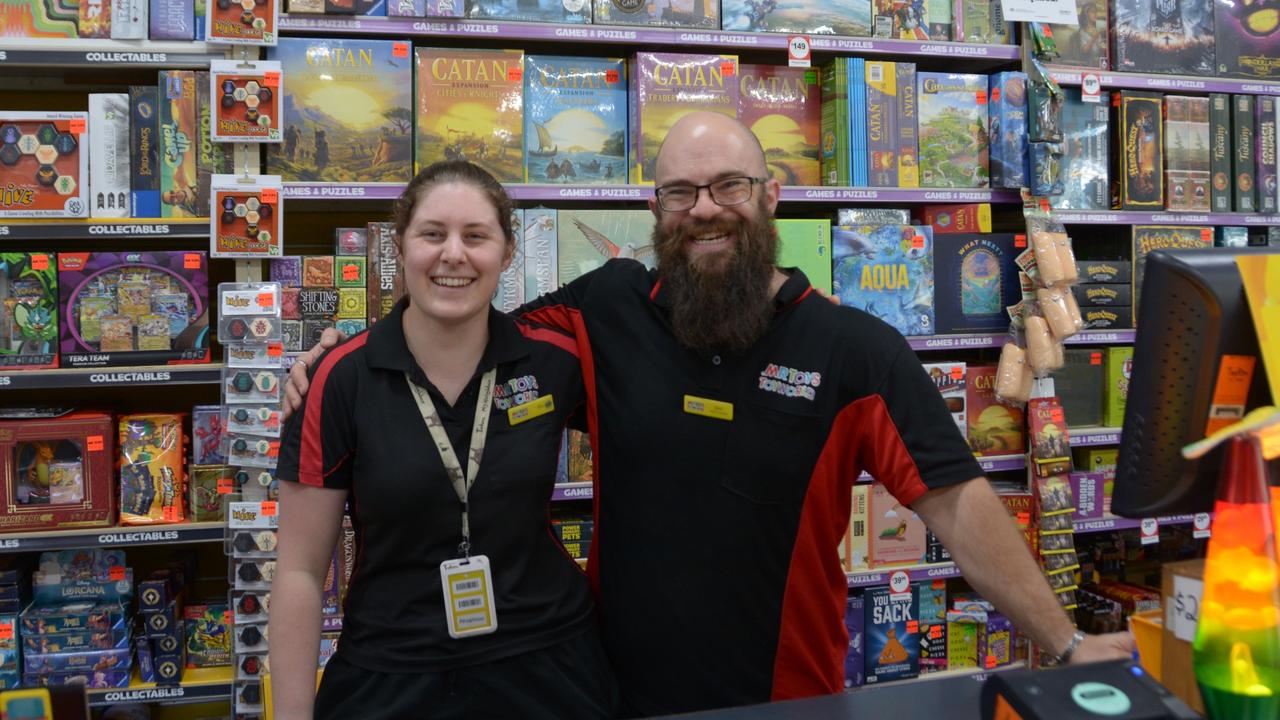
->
[1112,247,1277,518]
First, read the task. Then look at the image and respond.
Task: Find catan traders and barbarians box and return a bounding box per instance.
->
[523,56,628,185]
[0,112,89,219]
[630,53,739,184]
[416,47,524,183]
[738,64,821,187]
[266,38,414,186]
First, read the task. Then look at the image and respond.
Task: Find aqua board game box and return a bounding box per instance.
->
[832,224,934,336]
[524,56,627,185]
[864,585,920,683]
[932,233,1019,334]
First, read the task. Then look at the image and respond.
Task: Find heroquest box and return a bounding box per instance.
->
[0,112,89,218]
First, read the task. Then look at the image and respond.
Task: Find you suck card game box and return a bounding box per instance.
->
[864,585,920,683]
[210,175,282,258]
[0,112,89,218]
[210,61,282,143]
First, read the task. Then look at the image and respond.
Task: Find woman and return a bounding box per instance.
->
[272,161,616,719]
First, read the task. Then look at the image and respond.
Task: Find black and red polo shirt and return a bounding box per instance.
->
[518,260,983,716]
[276,298,595,672]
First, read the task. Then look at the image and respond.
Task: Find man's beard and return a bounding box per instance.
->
[654,203,778,355]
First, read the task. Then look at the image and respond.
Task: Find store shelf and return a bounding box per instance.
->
[0,522,224,553]
[0,364,223,390]
[907,330,1134,351]
[0,39,221,68]
[847,561,962,589]
[321,616,343,632]
[282,183,404,201]
[1055,210,1280,227]
[552,482,592,501]
[86,666,232,708]
[977,454,1026,473]
[857,662,1026,689]
[781,187,1021,203]
[1069,427,1122,447]
[277,14,1020,60]
[1074,513,1196,534]
[1048,66,1280,96]
[0,218,209,241]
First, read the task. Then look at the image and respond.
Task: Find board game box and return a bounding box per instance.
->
[1209,94,1232,212]
[57,251,210,367]
[88,95,130,219]
[1054,348,1104,427]
[157,71,199,219]
[896,63,919,188]
[988,72,1028,189]
[1112,0,1214,75]
[832,224,935,336]
[866,62,899,188]
[266,38,414,186]
[1048,0,1107,68]
[416,48,524,183]
[0,253,58,370]
[917,73,989,188]
[1052,88,1110,210]
[1235,94,1258,212]
[872,0,949,39]
[0,112,88,218]
[864,585,920,683]
[1214,0,1280,78]
[739,64,821,187]
[777,219,833,294]
[722,0,871,36]
[464,0,588,22]
[630,53,739,184]
[523,208,557,302]
[953,0,1012,43]
[592,0,719,28]
[869,481,927,567]
[524,56,627,185]
[1131,225,1212,323]
[1257,95,1278,214]
[844,484,870,572]
[821,58,851,187]
[966,365,1025,456]
[921,362,966,438]
[555,209,655,285]
[1114,90,1164,210]
[0,412,116,533]
[932,233,1020,334]
[1,0,77,37]
[128,86,160,218]
[1164,95,1211,212]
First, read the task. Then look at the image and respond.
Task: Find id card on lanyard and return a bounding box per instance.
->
[405,369,500,639]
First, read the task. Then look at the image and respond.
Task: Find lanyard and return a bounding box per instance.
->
[404,368,498,558]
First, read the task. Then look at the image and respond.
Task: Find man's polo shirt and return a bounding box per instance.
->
[276,299,595,672]
[518,260,983,716]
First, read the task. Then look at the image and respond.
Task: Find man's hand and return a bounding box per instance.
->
[282,328,345,421]
[1069,631,1138,665]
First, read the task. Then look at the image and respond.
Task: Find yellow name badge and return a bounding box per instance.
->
[508,394,555,426]
[683,394,734,421]
[440,555,498,639]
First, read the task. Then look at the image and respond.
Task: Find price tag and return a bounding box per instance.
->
[1090,352,1102,365]
[1168,575,1203,642]
[950,366,964,380]
[260,501,277,517]
[261,187,278,204]
[223,611,232,626]
[985,654,998,669]
[906,620,919,634]
[720,61,736,77]
[1193,512,1212,539]
[267,441,280,458]
[256,292,275,308]
[69,118,86,135]
[263,71,280,88]
[605,69,620,84]
[184,253,202,270]
[1081,73,1102,103]
[507,66,522,82]
[1016,511,1031,527]
[392,42,409,58]
[1140,517,1159,544]
[217,478,235,494]
[787,35,812,68]
[30,254,49,270]
[162,505,180,522]
[911,235,925,250]
[998,0,1079,24]
[976,90,988,105]
[1015,234,1027,248]
[0,622,13,640]
[929,624,944,639]
[267,342,284,358]
[342,264,360,282]
[889,570,910,595]
[86,435,104,452]
[1201,228,1213,243]
[108,566,126,581]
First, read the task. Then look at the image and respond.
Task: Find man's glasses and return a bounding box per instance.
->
[654,176,766,212]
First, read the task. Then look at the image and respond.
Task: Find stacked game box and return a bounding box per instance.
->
[1210,94,1233,212]
[1112,0,1214,75]
[739,64,821,187]
[1053,89,1110,210]
[866,62,900,188]
[523,208,557,302]
[988,72,1028,189]
[592,0,718,28]
[556,209,655,285]
[917,73,989,188]
[1164,96,1211,212]
[832,224,935,336]
[416,48,525,183]
[630,53,739,184]
[1047,0,1107,68]
[0,558,29,689]
[1131,225,1212,324]
[464,0,588,22]
[1215,0,1280,78]
[1234,94,1258,212]
[849,57,868,186]
[845,594,865,688]
[266,38,414,186]
[1257,95,1278,214]
[524,56,627,185]
[135,567,187,685]
[932,233,1020,334]
[88,94,131,219]
[722,0,871,36]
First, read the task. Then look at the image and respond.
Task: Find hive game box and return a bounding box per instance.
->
[966,365,1025,457]
[739,65,821,187]
[630,53,739,184]
[722,0,871,36]
[832,224,934,336]
[917,73,989,188]
[524,56,627,185]
[555,209,655,285]
[266,38,414,186]
[416,48,524,183]
[0,253,58,370]
[0,112,89,218]
[1214,0,1280,79]
[864,585,920,683]
[1112,0,1214,75]
[931,233,1020,334]
[592,0,719,28]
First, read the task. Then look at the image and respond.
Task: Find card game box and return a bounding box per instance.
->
[1105,346,1133,427]
[776,219,833,295]
[21,602,127,636]
[1052,89,1110,210]
[415,48,524,183]
[119,413,186,525]
[1029,397,1072,478]
[0,412,115,532]
[917,74,989,188]
[1131,225,1212,321]
[630,53,739,184]
[57,251,210,367]
[1112,0,1214,75]
[1164,95,1211,212]
[1214,0,1280,78]
[266,38,414,185]
[845,593,865,688]
[921,362,966,438]
[930,233,1018,335]
[1048,0,1107,68]
[524,56,628,185]
[918,581,948,673]
[988,72,1028,189]
[465,0,588,22]
[864,585,919,683]
[150,0,195,39]
[1209,94,1232,213]
[184,603,231,668]
[24,668,130,689]
[739,64,821,187]
[1070,470,1105,520]
[1234,94,1258,212]
[555,209,654,286]
[129,85,161,218]
[1113,91,1165,210]
[833,225,935,336]
[88,95,130,220]
[0,253,58,370]
[869,482,927,567]
[919,204,991,234]
[843,484,870,572]
[0,112,88,218]
[966,365,1025,457]
[722,0,871,35]
[157,71,200,219]
[592,0,719,28]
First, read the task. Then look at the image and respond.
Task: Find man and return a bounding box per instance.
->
[286,112,1135,716]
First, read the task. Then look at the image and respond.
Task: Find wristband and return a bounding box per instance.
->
[1053,629,1086,665]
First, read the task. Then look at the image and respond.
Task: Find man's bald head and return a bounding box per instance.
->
[653,111,769,183]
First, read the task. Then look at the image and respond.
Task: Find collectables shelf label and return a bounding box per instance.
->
[99,688,187,703]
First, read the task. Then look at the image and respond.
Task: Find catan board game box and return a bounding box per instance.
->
[524,56,627,185]
[739,64,821,187]
[630,52,739,184]
[416,47,524,183]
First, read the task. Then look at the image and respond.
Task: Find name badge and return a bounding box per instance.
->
[440,555,498,639]
[684,394,734,421]
[508,394,555,425]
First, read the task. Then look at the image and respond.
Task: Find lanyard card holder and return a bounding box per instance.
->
[440,555,498,639]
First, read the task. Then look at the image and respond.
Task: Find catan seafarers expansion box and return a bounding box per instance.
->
[932,233,1020,334]
[833,224,935,337]
[1112,0,1215,76]
[721,0,871,36]
[266,38,414,186]
[864,585,920,683]
[592,0,719,28]
[0,253,58,370]
[1214,0,1280,79]
[464,0,588,23]
[0,112,89,219]
[524,56,627,186]
[416,47,524,183]
[917,73,989,189]
[630,53,739,184]
[738,65,821,187]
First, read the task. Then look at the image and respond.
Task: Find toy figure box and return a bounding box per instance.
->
[722,0,871,36]
[0,112,89,218]
[593,0,719,28]
[932,233,1020,334]
[868,481,927,567]
[630,53,739,184]
[1112,0,1214,76]
[1214,0,1280,79]
[864,585,919,683]
[415,47,524,183]
[524,56,628,185]
[0,412,115,533]
[57,251,210,368]
[966,365,1025,457]
[0,253,58,370]
[833,224,935,336]
[118,413,186,526]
